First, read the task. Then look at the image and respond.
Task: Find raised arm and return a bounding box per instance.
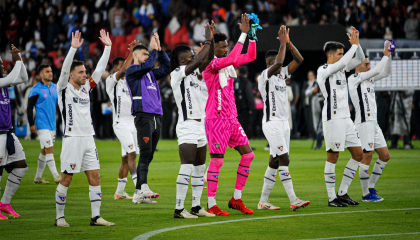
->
[234,40,256,67]
[198,21,215,73]
[184,23,214,75]
[325,45,358,76]
[115,41,139,81]
[0,45,28,87]
[372,42,393,82]
[125,50,158,80]
[0,61,21,88]
[284,28,304,75]
[359,56,389,82]
[58,31,83,90]
[267,26,287,79]
[91,30,112,84]
[344,44,365,72]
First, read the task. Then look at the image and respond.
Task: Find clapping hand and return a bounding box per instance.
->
[9,44,21,62]
[128,40,140,52]
[99,29,112,46]
[238,13,250,34]
[71,30,84,49]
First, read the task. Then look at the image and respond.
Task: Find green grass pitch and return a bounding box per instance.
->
[1,139,419,239]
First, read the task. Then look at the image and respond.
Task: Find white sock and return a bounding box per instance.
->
[141,183,149,191]
[260,166,276,203]
[191,164,205,208]
[35,153,46,179]
[131,173,137,187]
[208,196,217,208]
[369,159,387,189]
[359,163,370,196]
[56,183,68,219]
[233,189,242,200]
[176,164,193,210]
[1,167,27,204]
[279,166,297,203]
[46,153,59,178]
[89,185,102,218]
[324,161,336,202]
[338,158,359,196]
[116,178,127,194]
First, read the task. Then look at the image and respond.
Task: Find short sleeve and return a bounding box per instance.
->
[28,85,38,98]
[280,67,289,79]
[170,65,187,83]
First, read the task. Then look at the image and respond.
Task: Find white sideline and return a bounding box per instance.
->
[296,232,420,240]
[133,208,420,240]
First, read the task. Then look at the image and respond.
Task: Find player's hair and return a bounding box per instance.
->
[133,45,149,53]
[214,32,228,44]
[265,50,278,60]
[70,60,85,72]
[323,41,345,56]
[37,64,50,74]
[170,44,191,71]
[112,57,125,68]
[364,54,368,59]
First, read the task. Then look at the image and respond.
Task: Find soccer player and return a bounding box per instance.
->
[106,41,140,200]
[0,45,29,220]
[202,14,256,216]
[317,28,365,207]
[257,26,310,211]
[348,42,393,202]
[126,32,171,203]
[27,64,61,185]
[170,22,216,218]
[55,30,114,227]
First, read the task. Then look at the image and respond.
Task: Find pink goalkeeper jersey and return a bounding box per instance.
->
[203,40,256,119]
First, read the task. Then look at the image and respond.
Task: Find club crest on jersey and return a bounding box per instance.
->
[73,97,78,103]
[47,140,51,145]
[70,163,76,170]
[281,172,290,177]
[18,178,22,182]
[368,143,373,148]
[212,175,219,179]
[81,88,87,94]
[341,69,345,74]
[59,196,66,202]
[278,145,283,151]
[272,174,276,179]
[143,137,149,144]
[97,193,102,198]
[184,178,190,182]
[335,142,341,148]
[128,144,133,150]
[364,170,369,175]
[351,172,355,177]
[215,143,220,149]
[330,176,336,180]
[243,169,250,173]
[380,167,384,172]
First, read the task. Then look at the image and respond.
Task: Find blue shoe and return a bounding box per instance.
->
[362,193,379,202]
[369,189,384,202]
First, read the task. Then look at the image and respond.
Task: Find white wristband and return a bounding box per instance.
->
[238,33,247,44]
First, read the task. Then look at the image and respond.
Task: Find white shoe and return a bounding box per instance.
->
[132,193,157,204]
[55,217,70,227]
[290,198,310,211]
[139,189,159,199]
[140,198,157,204]
[54,176,61,184]
[114,191,133,200]
[34,178,49,184]
[174,209,198,219]
[191,208,215,217]
[90,216,114,226]
[258,201,281,210]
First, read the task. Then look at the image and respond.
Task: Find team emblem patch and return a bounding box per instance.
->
[380,167,384,172]
[143,137,149,144]
[351,172,355,177]
[73,97,78,103]
[215,143,220,149]
[70,163,76,170]
[128,144,133,150]
[281,172,290,177]
[184,178,190,182]
[97,193,102,198]
[364,170,369,175]
[335,142,341,148]
[47,140,51,145]
[368,143,373,148]
[330,176,336,180]
[278,145,283,151]
[59,196,66,202]
[272,174,276,179]
[243,169,250,173]
[44,94,47,97]
[81,88,87,94]
[212,175,219,180]
[18,178,22,182]
[341,69,345,74]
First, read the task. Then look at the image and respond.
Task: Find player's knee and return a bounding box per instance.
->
[140,146,153,160]
[269,156,279,169]
[241,152,254,166]
[278,154,290,166]
[210,158,224,169]
[381,152,390,162]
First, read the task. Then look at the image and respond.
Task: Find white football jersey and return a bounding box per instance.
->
[258,67,290,123]
[171,65,206,122]
[106,73,134,127]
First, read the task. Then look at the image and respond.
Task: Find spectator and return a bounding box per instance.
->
[159,75,175,139]
[214,16,229,38]
[308,2,322,23]
[164,18,188,50]
[285,78,294,132]
[404,10,419,39]
[152,19,164,41]
[34,18,47,44]
[62,6,79,33]
[289,78,300,137]
[344,7,357,27]
[257,2,269,27]
[109,1,126,36]
[46,16,60,51]
[244,0,258,14]
[80,5,94,41]
[25,38,45,58]
[234,66,256,138]
[212,2,227,21]
[371,5,383,28]
[190,15,208,44]
[6,12,19,46]
[20,20,32,49]
[268,2,282,25]
[67,20,82,39]
[360,21,370,38]
[54,48,65,68]
[134,0,155,31]
[135,25,146,44]
[251,72,264,139]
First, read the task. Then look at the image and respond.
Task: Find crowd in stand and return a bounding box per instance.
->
[1,0,420,144]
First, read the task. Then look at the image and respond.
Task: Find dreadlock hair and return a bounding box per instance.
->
[265,50,278,60]
[112,57,125,68]
[214,32,228,44]
[170,44,191,71]
[70,60,85,72]
[323,41,345,57]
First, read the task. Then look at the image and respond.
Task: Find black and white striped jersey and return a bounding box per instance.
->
[348,56,391,124]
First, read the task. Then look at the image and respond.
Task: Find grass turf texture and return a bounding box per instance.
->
[1,139,419,239]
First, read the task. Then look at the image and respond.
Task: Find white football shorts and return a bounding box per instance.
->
[323,117,361,152]
[263,120,290,157]
[0,133,26,167]
[176,119,207,148]
[113,122,139,157]
[60,136,100,173]
[355,121,387,152]
[37,129,56,149]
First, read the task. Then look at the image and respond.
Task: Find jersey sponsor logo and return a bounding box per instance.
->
[364,170,369,175]
[243,169,250,173]
[143,137,149,144]
[97,193,102,198]
[272,174,276,179]
[68,104,73,126]
[189,81,199,88]
[368,143,373,148]
[336,80,346,85]
[281,172,290,177]
[73,97,78,103]
[59,196,66,202]
[335,142,341,148]
[186,88,192,109]
[278,145,283,151]
[70,163,76,170]
[271,91,276,111]
[332,89,337,109]
[275,85,286,92]
[44,94,47,97]
[364,93,370,112]
[0,99,10,104]
[184,178,190,183]
[215,143,220,149]
[212,174,219,180]
[330,176,336,180]
[217,90,222,110]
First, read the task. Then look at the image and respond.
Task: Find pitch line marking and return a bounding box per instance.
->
[133,208,420,240]
[296,232,420,240]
